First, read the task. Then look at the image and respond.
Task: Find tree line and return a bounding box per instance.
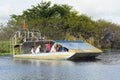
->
[0,1,120,53]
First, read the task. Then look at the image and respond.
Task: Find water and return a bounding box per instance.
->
[0,51,120,80]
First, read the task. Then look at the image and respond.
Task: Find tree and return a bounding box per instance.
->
[0,1,120,50]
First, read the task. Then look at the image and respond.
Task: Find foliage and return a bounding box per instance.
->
[0,41,10,53]
[0,0,120,53]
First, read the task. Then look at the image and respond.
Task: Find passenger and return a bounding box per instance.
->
[50,43,57,52]
[35,45,41,54]
[58,46,68,52]
[58,45,63,52]
[31,46,35,54]
[63,47,69,52]
[56,44,60,52]
[45,43,51,52]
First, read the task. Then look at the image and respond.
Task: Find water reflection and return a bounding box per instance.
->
[12,59,77,80]
[0,52,120,80]
[13,59,75,66]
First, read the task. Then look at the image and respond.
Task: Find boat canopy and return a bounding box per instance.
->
[54,40,96,50]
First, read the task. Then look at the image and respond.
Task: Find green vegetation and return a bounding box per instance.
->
[0,1,120,54]
[0,41,10,55]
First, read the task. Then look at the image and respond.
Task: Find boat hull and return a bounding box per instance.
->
[13,52,101,60]
[68,52,101,60]
[14,52,75,60]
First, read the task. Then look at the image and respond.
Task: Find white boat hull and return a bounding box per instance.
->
[13,52,101,60]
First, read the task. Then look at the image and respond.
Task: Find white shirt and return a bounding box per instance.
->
[50,44,56,52]
[35,47,40,54]
[31,48,35,54]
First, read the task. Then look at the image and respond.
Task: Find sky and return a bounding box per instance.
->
[0,0,120,24]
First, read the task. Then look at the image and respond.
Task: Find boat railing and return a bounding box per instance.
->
[10,30,42,55]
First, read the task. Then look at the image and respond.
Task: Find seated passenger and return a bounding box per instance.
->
[58,45,63,52]
[58,46,68,52]
[35,45,41,54]
[63,47,69,52]
[45,43,51,52]
[31,46,35,54]
[50,43,57,52]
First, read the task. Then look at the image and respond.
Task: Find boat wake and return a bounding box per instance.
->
[97,50,120,65]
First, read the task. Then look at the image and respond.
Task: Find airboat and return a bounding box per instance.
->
[10,29,102,60]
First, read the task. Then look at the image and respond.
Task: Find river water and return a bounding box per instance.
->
[0,51,120,80]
